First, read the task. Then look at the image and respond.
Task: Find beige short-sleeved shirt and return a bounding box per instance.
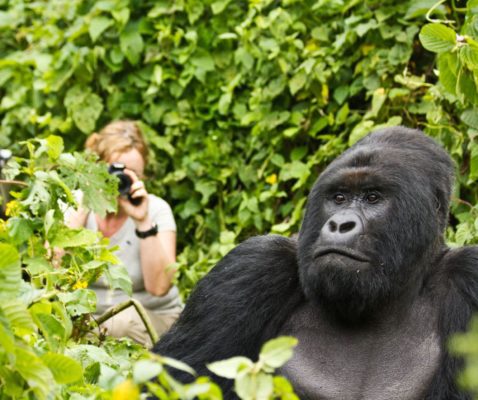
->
[87,194,182,314]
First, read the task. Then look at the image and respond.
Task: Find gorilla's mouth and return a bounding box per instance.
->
[313,246,370,263]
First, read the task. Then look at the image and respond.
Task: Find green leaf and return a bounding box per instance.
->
[289,70,307,95]
[457,68,478,105]
[259,336,298,368]
[57,289,97,316]
[15,347,54,400]
[207,356,253,379]
[191,49,215,72]
[46,135,64,160]
[120,21,144,65]
[280,161,309,181]
[0,243,21,297]
[50,227,98,248]
[89,16,114,43]
[64,85,104,134]
[235,372,273,400]
[42,353,83,384]
[349,120,375,146]
[161,356,196,376]
[34,313,66,349]
[437,53,457,95]
[469,142,478,180]
[211,0,231,14]
[104,264,132,296]
[461,109,478,129]
[133,360,163,383]
[0,309,14,355]
[419,23,456,53]
[3,300,35,332]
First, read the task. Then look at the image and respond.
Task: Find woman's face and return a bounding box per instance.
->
[109,148,145,179]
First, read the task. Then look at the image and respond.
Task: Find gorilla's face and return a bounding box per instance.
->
[297,128,454,321]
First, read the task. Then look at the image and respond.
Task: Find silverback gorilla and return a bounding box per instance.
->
[154,127,478,399]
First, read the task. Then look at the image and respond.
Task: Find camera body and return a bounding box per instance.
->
[108,163,142,205]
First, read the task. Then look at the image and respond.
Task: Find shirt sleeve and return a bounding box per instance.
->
[148,194,177,232]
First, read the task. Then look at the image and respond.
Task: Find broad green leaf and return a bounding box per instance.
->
[469,142,478,180]
[50,227,98,248]
[3,300,35,332]
[0,243,21,297]
[64,85,104,134]
[273,376,299,398]
[89,16,114,43]
[161,356,196,376]
[349,120,375,145]
[57,289,97,316]
[289,70,307,95]
[7,217,34,244]
[259,336,298,368]
[132,360,162,383]
[42,353,83,384]
[461,109,478,130]
[207,356,253,379]
[104,264,132,296]
[120,21,144,65]
[419,23,456,53]
[66,344,114,367]
[235,372,273,400]
[0,308,14,355]
[191,50,215,72]
[460,45,478,70]
[437,53,457,95]
[34,313,66,349]
[195,181,217,205]
[46,135,64,160]
[280,161,309,181]
[457,68,478,105]
[211,0,231,14]
[15,347,54,400]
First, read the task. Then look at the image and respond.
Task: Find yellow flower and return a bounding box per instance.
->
[5,200,20,217]
[72,280,88,290]
[112,379,139,400]
[265,174,278,185]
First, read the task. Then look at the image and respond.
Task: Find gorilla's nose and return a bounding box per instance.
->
[320,212,364,245]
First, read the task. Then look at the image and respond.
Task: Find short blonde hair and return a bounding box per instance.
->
[85,120,148,165]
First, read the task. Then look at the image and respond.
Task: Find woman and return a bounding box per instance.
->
[67,120,181,347]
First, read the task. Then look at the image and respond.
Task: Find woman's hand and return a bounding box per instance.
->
[118,169,150,227]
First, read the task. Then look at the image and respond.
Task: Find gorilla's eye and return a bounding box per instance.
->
[365,193,380,204]
[333,193,346,204]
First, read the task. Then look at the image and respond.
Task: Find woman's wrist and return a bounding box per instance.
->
[134,216,153,231]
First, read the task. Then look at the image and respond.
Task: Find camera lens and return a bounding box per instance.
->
[117,173,132,196]
[108,163,132,196]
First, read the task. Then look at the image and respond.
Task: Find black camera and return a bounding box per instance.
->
[108,163,142,205]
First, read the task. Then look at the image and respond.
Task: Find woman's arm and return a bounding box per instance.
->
[136,218,177,296]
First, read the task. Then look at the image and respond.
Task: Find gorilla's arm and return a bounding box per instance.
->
[425,246,478,400]
[153,235,303,387]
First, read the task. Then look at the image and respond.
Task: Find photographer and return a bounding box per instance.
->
[66,120,181,348]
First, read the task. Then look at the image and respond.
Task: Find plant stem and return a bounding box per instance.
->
[0,179,28,187]
[95,298,159,344]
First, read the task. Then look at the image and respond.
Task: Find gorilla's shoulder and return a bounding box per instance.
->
[153,234,303,368]
[192,234,300,310]
[210,234,298,277]
[440,246,478,310]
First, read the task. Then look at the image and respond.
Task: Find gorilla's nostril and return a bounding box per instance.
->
[339,221,356,233]
[329,221,337,232]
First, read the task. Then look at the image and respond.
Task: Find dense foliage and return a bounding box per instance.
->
[1,0,478,398]
[2,0,477,294]
[0,136,300,399]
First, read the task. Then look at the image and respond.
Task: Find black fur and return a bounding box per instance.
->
[154,127,478,399]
